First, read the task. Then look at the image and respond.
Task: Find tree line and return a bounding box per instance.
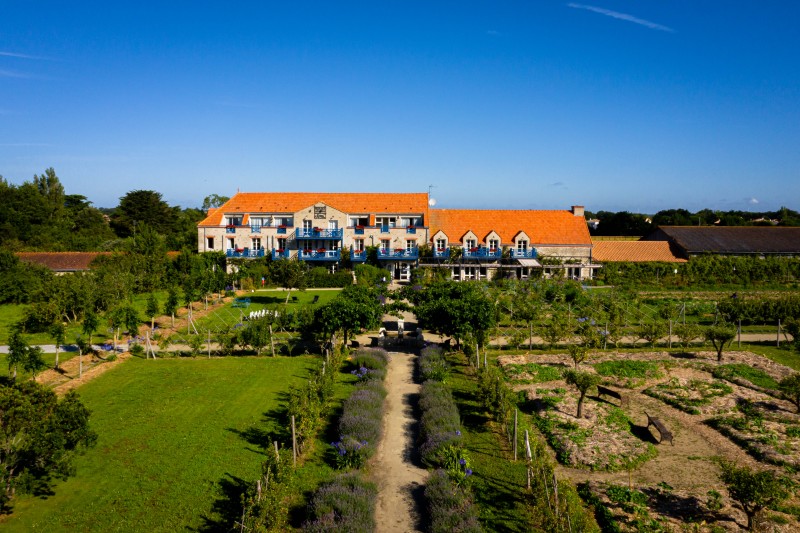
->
[0,168,207,251]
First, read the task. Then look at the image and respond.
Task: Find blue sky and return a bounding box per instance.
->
[2,1,798,213]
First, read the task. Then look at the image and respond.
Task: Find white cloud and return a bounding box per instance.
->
[0,51,52,60]
[0,69,31,79]
[748,197,759,205]
[567,3,674,32]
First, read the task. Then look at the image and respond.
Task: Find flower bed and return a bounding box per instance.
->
[302,473,378,532]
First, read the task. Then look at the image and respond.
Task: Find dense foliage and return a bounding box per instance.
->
[0,380,97,509]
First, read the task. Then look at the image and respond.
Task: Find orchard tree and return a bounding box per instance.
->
[240,318,273,355]
[513,289,541,351]
[705,324,736,361]
[164,285,180,327]
[718,460,793,531]
[7,327,30,380]
[636,321,667,348]
[413,282,496,349]
[49,321,66,370]
[82,309,100,347]
[312,286,383,346]
[564,369,600,418]
[540,311,570,349]
[674,323,701,351]
[0,381,97,510]
[146,293,160,330]
[271,259,308,304]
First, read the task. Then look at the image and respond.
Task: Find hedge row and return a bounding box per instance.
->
[303,473,378,532]
[419,380,463,467]
[419,344,450,382]
[424,469,482,533]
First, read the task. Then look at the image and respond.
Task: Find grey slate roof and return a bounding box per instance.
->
[645,226,800,255]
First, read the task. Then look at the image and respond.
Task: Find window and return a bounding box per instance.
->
[227,238,235,250]
[489,239,499,251]
[207,237,214,249]
[350,216,369,227]
[252,238,261,249]
[328,220,338,230]
[465,238,476,249]
[277,238,287,250]
[375,217,396,227]
[406,240,415,251]
[303,220,313,231]
[227,217,242,226]
[275,217,293,227]
[517,240,528,252]
[435,238,446,250]
[354,239,365,251]
[380,239,390,251]
[567,267,580,280]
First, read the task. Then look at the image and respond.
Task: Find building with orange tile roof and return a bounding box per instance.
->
[197,192,597,281]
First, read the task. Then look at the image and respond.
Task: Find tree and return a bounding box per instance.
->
[567,344,590,368]
[635,321,667,348]
[7,327,28,380]
[413,282,496,349]
[49,322,66,370]
[164,286,180,327]
[311,286,383,346]
[146,293,160,330]
[23,346,47,378]
[718,460,793,531]
[202,194,230,210]
[704,324,736,362]
[82,310,100,347]
[674,323,701,351]
[270,259,308,304]
[779,373,800,413]
[0,381,97,510]
[513,289,541,351]
[564,369,600,418]
[111,190,176,239]
[540,311,570,349]
[239,318,273,355]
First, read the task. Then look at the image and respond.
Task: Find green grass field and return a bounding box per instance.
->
[0,355,351,532]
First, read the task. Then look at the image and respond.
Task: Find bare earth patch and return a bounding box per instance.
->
[500,349,800,531]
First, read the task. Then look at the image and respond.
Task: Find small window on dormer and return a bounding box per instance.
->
[489,239,499,251]
[465,238,476,249]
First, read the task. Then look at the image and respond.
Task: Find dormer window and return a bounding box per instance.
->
[435,238,446,250]
[489,239,499,251]
[465,238,476,249]
[517,240,528,252]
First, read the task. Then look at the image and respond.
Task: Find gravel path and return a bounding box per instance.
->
[372,351,428,532]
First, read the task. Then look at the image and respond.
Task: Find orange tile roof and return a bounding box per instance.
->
[16,252,110,271]
[592,241,687,263]
[198,192,429,226]
[429,209,591,246]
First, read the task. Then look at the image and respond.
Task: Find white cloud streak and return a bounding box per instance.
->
[567,3,674,32]
[0,69,32,79]
[0,51,52,60]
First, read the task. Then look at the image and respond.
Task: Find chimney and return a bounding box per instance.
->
[571,205,585,217]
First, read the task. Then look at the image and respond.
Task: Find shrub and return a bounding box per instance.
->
[419,344,450,382]
[419,380,463,467]
[425,469,482,533]
[303,473,378,532]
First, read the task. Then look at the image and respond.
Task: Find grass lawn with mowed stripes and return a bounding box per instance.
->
[0,356,323,532]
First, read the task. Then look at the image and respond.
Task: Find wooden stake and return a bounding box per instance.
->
[269,325,275,357]
[274,440,280,461]
[207,329,212,358]
[513,409,518,461]
[778,319,782,347]
[291,415,297,467]
[553,472,559,519]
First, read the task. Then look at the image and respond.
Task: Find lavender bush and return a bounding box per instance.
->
[419,344,450,382]
[303,473,378,532]
[419,380,463,467]
[425,469,482,533]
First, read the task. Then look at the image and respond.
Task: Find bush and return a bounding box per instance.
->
[419,344,450,382]
[425,469,482,533]
[419,380,463,467]
[303,473,378,532]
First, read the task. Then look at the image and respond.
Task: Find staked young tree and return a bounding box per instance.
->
[0,381,97,510]
[704,324,736,362]
[146,293,160,330]
[163,286,180,327]
[82,310,100,347]
[564,369,600,419]
[49,321,66,370]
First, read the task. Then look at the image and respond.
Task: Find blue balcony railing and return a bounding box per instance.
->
[250,225,261,233]
[380,225,391,234]
[295,228,344,240]
[406,227,416,234]
[350,249,367,262]
[511,249,538,259]
[462,247,502,260]
[225,226,236,234]
[298,249,341,261]
[354,227,365,235]
[433,248,450,259]
[276,226,288,234]
[226,248,265,258]
[378,248,419,260]
[272,248,289,260]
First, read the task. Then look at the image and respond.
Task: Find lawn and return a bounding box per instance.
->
[0,355,351,532]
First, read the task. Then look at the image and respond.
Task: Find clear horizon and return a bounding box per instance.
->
[2,2,798,213]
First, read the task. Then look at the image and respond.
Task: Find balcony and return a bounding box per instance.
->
[511,248,538,259]
[295,228,344,240]
[378,248,419,261]
[406,226,416,234]
[276,226,288,234]
[379,225,391,234]
[350,249,367,263]
[462,247,502,260]
[272,248,289,260]
[354,226,365,235]
[250,225,261,233]
[225,226,237,234]
[226,248,265,258]
[298,249,341,261]
[433,248,450,259]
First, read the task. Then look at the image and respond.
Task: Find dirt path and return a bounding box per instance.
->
[371,351,428,533]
